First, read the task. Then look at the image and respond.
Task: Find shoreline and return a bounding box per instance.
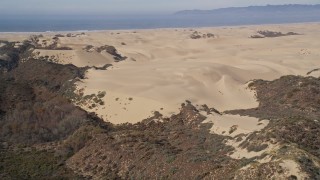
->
[0,21,319,34]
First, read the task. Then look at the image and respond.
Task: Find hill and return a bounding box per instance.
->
[176,4,320,15]
[175,4,320,25]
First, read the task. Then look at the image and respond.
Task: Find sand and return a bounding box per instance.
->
[280,160,307,179]
[74,23,320,124]
[201,112,274,159]
[1,23,320,125]
[202,113,269,138]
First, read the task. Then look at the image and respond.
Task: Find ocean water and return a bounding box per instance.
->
[0,14,320,32]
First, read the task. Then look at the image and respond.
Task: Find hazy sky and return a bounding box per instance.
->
[0,0,319,15]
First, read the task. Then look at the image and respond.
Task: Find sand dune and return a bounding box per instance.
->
[1,23,319,124]
[72,24,320,124]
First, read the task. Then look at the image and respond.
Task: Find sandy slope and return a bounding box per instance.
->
[74,23,320,124]
[1,23,320,124]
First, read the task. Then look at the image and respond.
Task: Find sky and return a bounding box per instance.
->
[0,0,319,15]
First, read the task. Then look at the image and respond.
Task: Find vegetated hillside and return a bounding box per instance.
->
[227,76,320,179]
[227,76,320,160]
[0,39,319,179]
[0,40,110,179]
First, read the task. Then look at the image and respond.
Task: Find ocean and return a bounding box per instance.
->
[1,14,320,32]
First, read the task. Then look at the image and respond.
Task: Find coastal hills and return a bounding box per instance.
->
[175,4,320,15]
[175,4,320,25]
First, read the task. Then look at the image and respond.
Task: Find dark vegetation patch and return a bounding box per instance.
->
[35,54,61,63]
[92,64,112,70]
[55,34,65,38]
[200,104,222,115]
[251,30,300,38]
[70,89,106,109]
[0,148,81,179]
[83,45,127,62]
[66,33,85,38]
[0,40,34,73]
[190,31,215,39]
[29,35,73,50]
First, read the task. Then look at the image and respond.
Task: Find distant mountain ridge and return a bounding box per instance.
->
[175,4,320,15]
